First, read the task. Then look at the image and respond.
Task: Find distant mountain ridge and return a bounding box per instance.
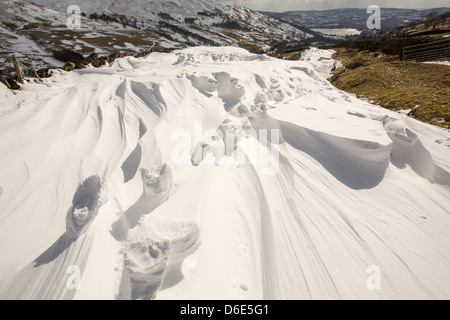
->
[261,7,450,31]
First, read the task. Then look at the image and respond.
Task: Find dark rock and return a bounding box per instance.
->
[108,52,122,60]
[99,57,108,66]
[63,62,77,71]
[37,68,51,78]
[8,79,21,90]
[85,52,99,64]
[63,62,76,72]
[53,49,84,64]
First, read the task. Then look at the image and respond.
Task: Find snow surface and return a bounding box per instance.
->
[424,61,450,66]
[0,47,449,300]
[0,85,13,98]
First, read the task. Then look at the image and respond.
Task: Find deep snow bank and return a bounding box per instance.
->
[0,47,449,299]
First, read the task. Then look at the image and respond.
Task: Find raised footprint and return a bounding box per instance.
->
[66,175,108,239]
[125,239,170,300]
[124,218,201,300]
[141,163,173,197]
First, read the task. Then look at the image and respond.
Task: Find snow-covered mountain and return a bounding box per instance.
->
[29,0,225,16]
[0,47,449,300]
[0,0,315,73]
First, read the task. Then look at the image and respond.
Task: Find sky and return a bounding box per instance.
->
[218,0,450,12]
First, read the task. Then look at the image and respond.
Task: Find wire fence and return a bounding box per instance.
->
[402,38,450,62]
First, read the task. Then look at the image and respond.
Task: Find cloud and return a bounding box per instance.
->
[218,0,450,12]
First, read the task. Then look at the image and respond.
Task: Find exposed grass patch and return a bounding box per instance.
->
[21,29,158,53]
[238,43,264,54]
[220,31,243,42]
[330,48,450,129]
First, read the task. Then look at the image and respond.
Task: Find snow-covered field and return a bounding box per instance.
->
[0,47,449,300]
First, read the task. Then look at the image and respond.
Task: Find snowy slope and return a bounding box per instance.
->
[0,47,449,300]
[22,0,306,35]
[0,0,313,73]
[28,0,225,16]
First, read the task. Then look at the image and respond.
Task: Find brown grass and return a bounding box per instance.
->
[330,48,450,129]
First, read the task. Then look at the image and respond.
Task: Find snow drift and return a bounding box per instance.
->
[0,47,449,300]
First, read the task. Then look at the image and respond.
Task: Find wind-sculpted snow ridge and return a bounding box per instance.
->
[174,49,272,67]
[0,47,449,299]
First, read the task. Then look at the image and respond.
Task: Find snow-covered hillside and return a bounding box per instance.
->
[0,47,449,300]
[0,0,313,73]
[29,0,225,15]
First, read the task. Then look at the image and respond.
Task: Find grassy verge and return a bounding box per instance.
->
[329,48,450,129]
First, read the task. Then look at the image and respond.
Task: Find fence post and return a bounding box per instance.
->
[12,55,24,84]
[0,75,11,89]
[31,68,40,79]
